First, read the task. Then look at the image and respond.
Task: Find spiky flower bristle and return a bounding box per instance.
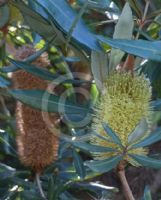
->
[91,72,152,165]
[13,45,59,172]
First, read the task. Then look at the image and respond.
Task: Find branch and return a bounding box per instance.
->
[117,161,135,200]
[36,173,47,200]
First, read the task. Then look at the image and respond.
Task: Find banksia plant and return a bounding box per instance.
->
[71,71,161,200]
[90,72,152,166]
[12,45,59,174]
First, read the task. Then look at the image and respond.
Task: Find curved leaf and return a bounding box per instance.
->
[151,99,161,110]
[13,1,57,43]
[128,119,148,144]
[0,76,10,88]
[131,127,161,148]
[129,154,161,169]
[32,0,102,51]
[84,155,122,173]
[71,141,115,153]
[103,123,122,146]
[9,59,58,81]
[8,89,89,114]
[99,38,161,62]
[9,59,89,85]
[72,149,86,179]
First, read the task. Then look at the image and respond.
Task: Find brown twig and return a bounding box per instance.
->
[117,161,135,200]
[136,0,150,39]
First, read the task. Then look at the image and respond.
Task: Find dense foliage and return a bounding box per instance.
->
[1,0,161,199]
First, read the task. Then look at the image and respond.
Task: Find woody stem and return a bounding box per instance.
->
[117,162,135,200]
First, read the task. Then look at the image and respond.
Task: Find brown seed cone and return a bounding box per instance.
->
[12,45,59,173]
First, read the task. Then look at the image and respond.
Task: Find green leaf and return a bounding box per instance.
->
[72,149,86,179]
[65,0,88,48]
[84,155,122,173]
[91,51,109,91]
[128,0,142,18]
[98,38,161,62]
[71,141,115,153]
[131,127,161,148]
[32,0,102,51]
[0,163,15,180]
[0,5,9,28]
[8,59,89,85]
[48,176,55,200]
[128,119,148,144]
[20,191,41,200]
[151,99,161,110]
[103,123,122,146]
[77,0,114,12]
[13,1,57,44]
[2,43,50,73]
[109,2,134,71]
[129,154,161,169]
[8,89,89,114]
[9,58,59,81]
[0,76,10,88]
[143,186,152,200]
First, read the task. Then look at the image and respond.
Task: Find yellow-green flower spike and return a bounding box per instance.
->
[91,72,152,165]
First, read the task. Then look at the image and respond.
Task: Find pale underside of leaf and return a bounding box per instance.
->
[109,2,134,71]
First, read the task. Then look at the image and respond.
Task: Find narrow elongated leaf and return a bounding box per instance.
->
[77,0,114,11]
[72,149,86,179]
[0,5,9,28]
[128,119,148,144]
[66,0,88,48]
[2,44,49,73]
[13,1,58,43]
[1,65,18,73]
[9,59,58,81]
[143,186,152,200]
[103,123,122,146]
[71,141,115,153]
[0,76,10,88]
[8,89,89,114]
[129,154,161,169]
[151,99,161,110]
[8,59,89,84]
[128,0,142,17]
[91,51,109,91]
[109,2,134,71]
[131,127,161,148]
[99,38,161,62]
[48,176,55,200]
[32,0,102,51]
[84,155,122,173]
